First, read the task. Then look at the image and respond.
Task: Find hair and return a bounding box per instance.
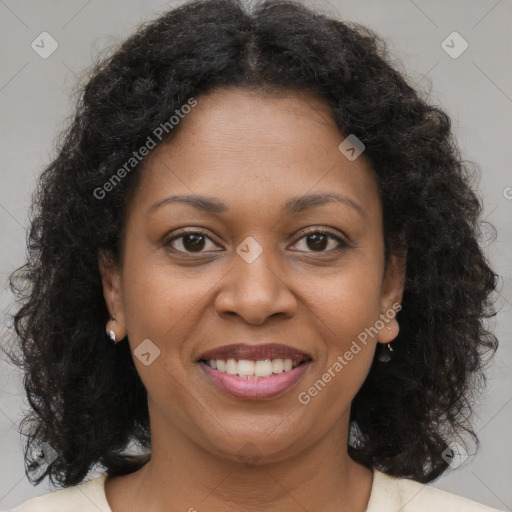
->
[4,0,498,489]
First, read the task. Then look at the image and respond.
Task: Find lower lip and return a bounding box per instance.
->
[198,361,311,400]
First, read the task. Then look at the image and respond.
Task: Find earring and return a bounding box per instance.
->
[107,315,120,344]
[378,342,393,363]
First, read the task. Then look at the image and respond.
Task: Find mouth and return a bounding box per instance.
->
[196,343,312,400]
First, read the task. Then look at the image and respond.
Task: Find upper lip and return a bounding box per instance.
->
[197,343,312,364]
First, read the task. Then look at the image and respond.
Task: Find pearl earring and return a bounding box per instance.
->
[107,315,119,344]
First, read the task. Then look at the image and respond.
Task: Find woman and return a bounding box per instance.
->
[7,0,502,510]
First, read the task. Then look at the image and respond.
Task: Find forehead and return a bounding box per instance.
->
[128,87,380,222]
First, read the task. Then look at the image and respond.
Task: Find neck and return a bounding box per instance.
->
[108,413,373,512]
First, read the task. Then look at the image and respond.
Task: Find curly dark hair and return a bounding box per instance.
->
[4,0,498,489]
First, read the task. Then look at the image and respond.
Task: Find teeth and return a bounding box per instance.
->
[237,359,255,377]
[206,358,299,378]
[272,358,284,374]
[255,360,273,377]
[225,359,238,375]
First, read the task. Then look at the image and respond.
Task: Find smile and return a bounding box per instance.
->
[198,358,311,400]
[205,358,300,377]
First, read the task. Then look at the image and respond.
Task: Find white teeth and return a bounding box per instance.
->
[206,358,299,377]
[272,359,284,374]
[254,360,273,377]
[225,358,238,375]
[237,359,255,377]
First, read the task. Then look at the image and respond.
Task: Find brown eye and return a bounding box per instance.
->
[290,230,347,253]
[305,233,329,251]
[164,231,220,253]
[181,233,207,252]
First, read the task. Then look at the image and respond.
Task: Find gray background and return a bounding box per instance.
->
[0,0,511,510]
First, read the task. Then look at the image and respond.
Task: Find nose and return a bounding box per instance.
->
[214,243,297,325]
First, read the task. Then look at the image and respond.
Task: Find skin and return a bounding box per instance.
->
[99,87,405,512]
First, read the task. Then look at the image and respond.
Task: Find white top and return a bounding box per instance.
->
[10,468,505,512]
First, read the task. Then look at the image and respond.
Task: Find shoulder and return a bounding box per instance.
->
[368,469,505,512]
[9,473,111,512]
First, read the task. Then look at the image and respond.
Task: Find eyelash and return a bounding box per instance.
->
[163,228,349,255]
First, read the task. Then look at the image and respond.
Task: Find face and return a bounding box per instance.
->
[99,87,404,464]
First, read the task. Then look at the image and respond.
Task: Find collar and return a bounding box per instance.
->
[366,468,403,511]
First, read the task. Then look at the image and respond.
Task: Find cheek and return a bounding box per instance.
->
[297,275,379,418]
[121,250,203,338]
[120,253,224,387]
[297,253,383,393]
[297,344,374,430]
[301,253,385,338]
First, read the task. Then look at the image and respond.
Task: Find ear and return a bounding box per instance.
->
[98,249,126,341]
[377,249,406,344]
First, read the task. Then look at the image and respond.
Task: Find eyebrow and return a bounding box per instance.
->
[149,192,364,216]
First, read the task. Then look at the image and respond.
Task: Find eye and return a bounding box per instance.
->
[164,230,221,254]
[290,229,348,253]
[163,227,348,255]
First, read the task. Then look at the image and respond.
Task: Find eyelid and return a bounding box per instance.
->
[293,226,349,245]
[162,226,350,254]
[162,227,220,250]
[289,227,349,253]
